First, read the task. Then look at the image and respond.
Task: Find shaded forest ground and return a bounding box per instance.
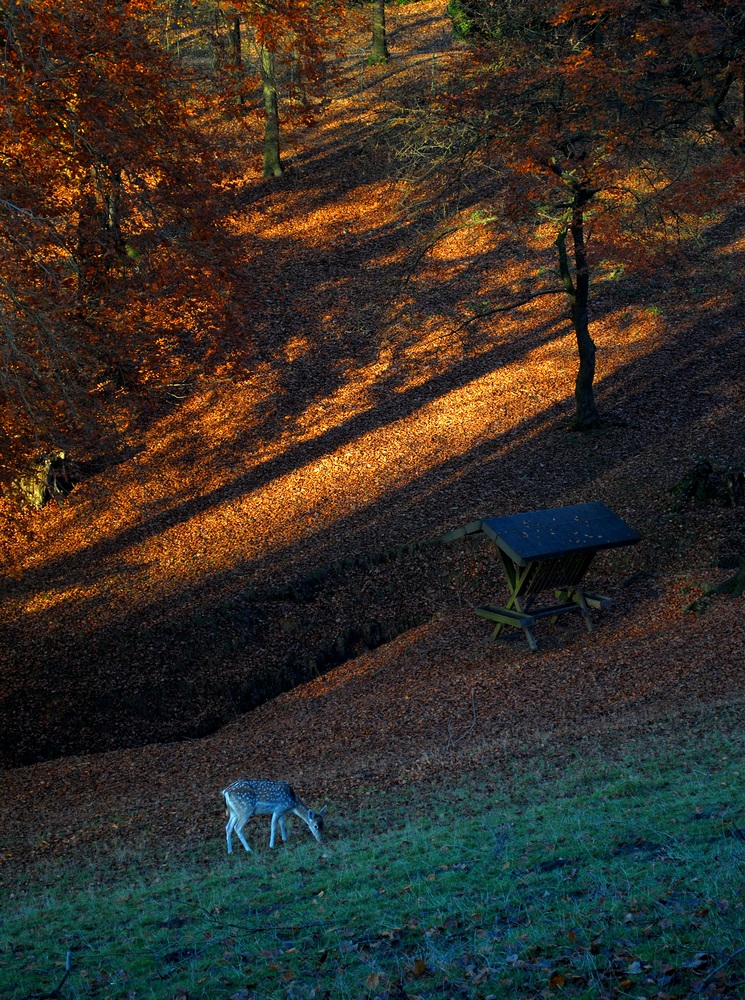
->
[1,1,745,881]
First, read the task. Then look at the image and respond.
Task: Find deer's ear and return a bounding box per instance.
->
[319,805,327,817]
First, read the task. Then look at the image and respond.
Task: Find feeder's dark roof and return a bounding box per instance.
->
[480,502,640,566]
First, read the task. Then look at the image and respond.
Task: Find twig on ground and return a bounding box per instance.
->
[18,950,71,1000]
[445,688,477,754]
[693,944,745,993]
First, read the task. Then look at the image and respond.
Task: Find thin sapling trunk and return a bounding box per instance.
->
[260,45,283,177]
[556,191,601,431]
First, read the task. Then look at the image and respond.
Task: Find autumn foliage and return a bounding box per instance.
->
[0,0,342,486]
[1,2,208,478]
[391,0,745,427]
[0,0,743,475]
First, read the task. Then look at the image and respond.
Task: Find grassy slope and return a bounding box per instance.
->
[3,710,744,999]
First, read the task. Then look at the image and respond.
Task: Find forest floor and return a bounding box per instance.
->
[1,0,745,886]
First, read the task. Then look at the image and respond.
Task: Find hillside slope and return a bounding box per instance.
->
[1,0,744,876]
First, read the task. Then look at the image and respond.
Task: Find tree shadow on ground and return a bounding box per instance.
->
[2,286,744,766]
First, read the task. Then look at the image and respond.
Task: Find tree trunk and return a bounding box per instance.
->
[556,193,601,431]
[228,15,242,68]
[209,9,226,71]
[228,15,245,106]
[368,0,390,65]
[260,45,283,178]
[13,450,79,509]
[98,165,124,256]
[76,164,125,304]
[290,48,308,108]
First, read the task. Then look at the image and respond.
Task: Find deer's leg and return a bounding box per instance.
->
[279,815,288,841]
[226,814,236,854]
[234,812,253,852]
[270,811,281,848]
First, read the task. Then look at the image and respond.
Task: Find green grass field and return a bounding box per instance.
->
[3,720,744,1000]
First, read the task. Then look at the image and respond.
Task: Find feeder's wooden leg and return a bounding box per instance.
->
[485,553,538,648]
[552,588,571,624]
[574,586,593,632]
[522,624,538,651]
[513,595,538,650]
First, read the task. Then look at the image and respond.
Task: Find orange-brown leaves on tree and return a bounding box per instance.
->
[0,0,235,481]
[395,0,744,429]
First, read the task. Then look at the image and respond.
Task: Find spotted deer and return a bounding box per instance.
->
[222,779,326,853]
